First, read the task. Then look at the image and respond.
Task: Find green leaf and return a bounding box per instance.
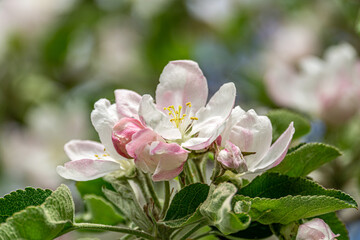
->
[0,187,52,223]
[310,212,349,240]
[269,143,341,177]
[234,173,357,225]
[267,109,311,141]
[0,184,75,240]
[163,183,209,228]
[103,183,153,232]
[200,183,251,235]
[76,178,115,199]
[77,194,125,225]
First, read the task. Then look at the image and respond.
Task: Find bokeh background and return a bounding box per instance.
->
[1,0,360,239]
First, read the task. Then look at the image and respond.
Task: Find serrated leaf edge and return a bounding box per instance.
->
[240,173,357,207]
[0,184,74,228]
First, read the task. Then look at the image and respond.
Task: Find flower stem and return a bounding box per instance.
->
[160,181,171,219]
[144,173,161,209]
[194,157,206,183]
[179,221,206,240]
[184,161,195,184]
[73,223,155,240]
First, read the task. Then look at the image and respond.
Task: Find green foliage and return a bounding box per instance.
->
[267,109,311,141]
[310,212,349,240]
[269,143,341,177]
[102,182,153,232]
[76,178,115,199]
[163,183,209,228]
[234,173,357,225]
[219,221,273,239]
[0,184,74,240]
[200,183,251,235]
[0,187,52,223]
[78,194,125,226]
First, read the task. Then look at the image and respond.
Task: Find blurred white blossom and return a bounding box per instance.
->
[266,43,360,125]
[0,101,89,190]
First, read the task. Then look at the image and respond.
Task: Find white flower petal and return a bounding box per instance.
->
[90,98,122,159]
[56,159,121,181]
[228,109,273,168]
[221,106,246,145]
[184,82,236,150]
[138,94,181,140]
[115,89,142,119]
[156,60,208,112]
[64,140,113,161]
[249,122,295,172]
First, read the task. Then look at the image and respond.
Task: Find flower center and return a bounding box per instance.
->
[163,102,198,133]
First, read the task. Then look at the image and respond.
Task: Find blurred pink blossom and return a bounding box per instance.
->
[266,43,360,125]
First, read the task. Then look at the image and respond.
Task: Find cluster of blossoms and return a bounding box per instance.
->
[57,60,295,182]
[266,43,360,125]
[53,60,348,240]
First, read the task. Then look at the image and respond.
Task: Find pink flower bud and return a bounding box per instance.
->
[217,141,248,173]
[296,218,339,240]
[112,117,145,158]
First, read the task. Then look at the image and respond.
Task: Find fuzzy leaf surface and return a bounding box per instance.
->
[163,183,209,228]
[200,183,251,235]
[0,188,52,223]
[234,173,357,225]
[0,184,74,240]
[103,183,152,232]
[269,143,341,177]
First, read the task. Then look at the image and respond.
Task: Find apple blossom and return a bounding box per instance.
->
[57,97,137,181]
[296,218,339,240]
[138,60,236,150]
[58,60,236,182]
[217,106,295,175]
[266,43,360,125]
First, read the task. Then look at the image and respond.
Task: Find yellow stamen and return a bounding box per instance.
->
[163,102,197,128]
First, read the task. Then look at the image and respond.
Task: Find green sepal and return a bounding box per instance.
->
[200,183,251,235]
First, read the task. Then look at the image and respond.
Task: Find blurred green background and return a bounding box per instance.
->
[1,0,360,239]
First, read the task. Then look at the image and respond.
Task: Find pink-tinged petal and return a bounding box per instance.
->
[150,141,189,181]
[91,99,122,159]
[221,106,246,145]
[183,82,236,150]
[56,159,121,181]
[138,94,181,140]
[126,128,164,173]
[228,109,273,168]
[115,89,142,119]
[156,60,208,112]
[112,118,145,158]
[217,141,248,173]
[296,218,339,240]
[65,140,113,161]
[249,122,295,173]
